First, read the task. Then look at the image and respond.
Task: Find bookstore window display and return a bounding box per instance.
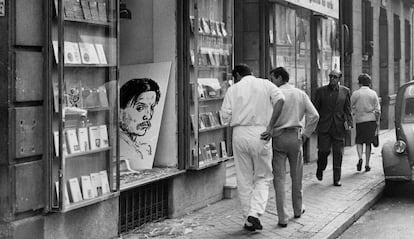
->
[189,0,234,169]
[50,0,119,212]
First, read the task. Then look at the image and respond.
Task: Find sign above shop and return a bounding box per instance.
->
[0,0,5,17]
[271,0,339,19]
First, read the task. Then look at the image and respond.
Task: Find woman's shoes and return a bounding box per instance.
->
[365,166,371,172]
[357,159,363,171]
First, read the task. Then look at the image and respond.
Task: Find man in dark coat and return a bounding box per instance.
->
[313,70,352,186]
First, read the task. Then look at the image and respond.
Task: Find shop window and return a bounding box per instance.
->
[269,4,311,94]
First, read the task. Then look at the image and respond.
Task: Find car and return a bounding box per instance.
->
[382,80,414,185]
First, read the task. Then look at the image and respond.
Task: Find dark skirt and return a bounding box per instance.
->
[355,121,377,144]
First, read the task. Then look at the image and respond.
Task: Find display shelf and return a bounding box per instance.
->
[199,96,225,102]
[65,146,111,159]
[50,0,119,212]
[120,168,186,191]
[58,191,119,213]
[199,125,228,133]
[189,157,225,170]
[195,66,230,71]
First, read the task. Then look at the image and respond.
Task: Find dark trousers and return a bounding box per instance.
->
[317,126,345,183]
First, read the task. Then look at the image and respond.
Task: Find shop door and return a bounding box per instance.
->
[379,7,389,129]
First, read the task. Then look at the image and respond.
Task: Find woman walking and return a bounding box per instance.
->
[350,73,380,172]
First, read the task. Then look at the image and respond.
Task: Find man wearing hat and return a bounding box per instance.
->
[313,70,353,186]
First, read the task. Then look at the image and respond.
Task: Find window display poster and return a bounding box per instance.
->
[119,62,171,171]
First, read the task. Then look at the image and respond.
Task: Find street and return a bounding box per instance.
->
[340,182,414,239]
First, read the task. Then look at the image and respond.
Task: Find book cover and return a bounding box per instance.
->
[203,144,213,161]
[88,126,101,150]
[53,131,68,157]
[90,172,103,196]
[207,48,216,66]
[201,18,210,34]
[68,177,83,203]
[198,18,204,33]
[77,127,89,151]
[65,82,82,108]
[64,41,82,64]
[80,0,92,20]
[98,84,109,107]
[78,42,100,64]
[99,124,109,147]
[200,113,211,128]
[94,43,108,64]
[55,181,70,206]
[220,22,228,37]
[99,170,110,194]
[97,2,108,22]
[209,142,218,160]
[209,20,217,36]
[52,41,59,64]
[80,175,95,199]
[215,21,223,37]
[199,147,206,165]
[89,1,100,21]
[63,0,75,19]
[207,112,220,127]
[220,141,228,158]
[71,0,84,19]
[66,128,81,154]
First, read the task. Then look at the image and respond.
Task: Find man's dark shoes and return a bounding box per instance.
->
[316,170,323,181]
[357,159,363,171]
[365,166,371,172]
[294,209,306,218]
[247,216,263,230]
[278,223,288,228]
[243,223,256,231]
[333,181,342,186]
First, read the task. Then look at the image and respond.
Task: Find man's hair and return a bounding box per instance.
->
[270,67,289,82]
[329,69,343,78]
[358,73,371,86]
[120,78,161,109]
[232,64,252,78]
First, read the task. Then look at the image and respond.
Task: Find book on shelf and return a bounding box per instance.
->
[64,41,82,64]
[201,18,210,34]
[89,1,100,21]
[220,22,228,37]
[215,21,223,37]
[97,2,108,22]
[90,172,103,196]
[66,128,81,154]
[98,84,109,107]
[207,112,220,127]
[197,78,221,98]
[77,127,90,152]
[78,42,100,64]
[209,142,218,160]
[207,48,216,66]
[198,116,206,129]
[99,124,109,147]
[189,49,195,66]
[99,170,110,194]
[94,43,108,65]
[80,0,92,20]
[190,114,197,131]
[209,20,217,36]
[199,113,212,128]
[55,181,70,206]
[198,18,204,34]
[65,82,82,108]
[68,177,83,203]
[189,16,195,33]
[88,126,101,150]
[220,141,227,158]
[53,131,68,157]
[203,144,213,161]
[80,175,95,199]
[198,147,205,165]
[71,0,84,19]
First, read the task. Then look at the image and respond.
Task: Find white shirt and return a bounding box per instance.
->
[351,86,381,123]
[270,83,319,137]
[220,75,284,127]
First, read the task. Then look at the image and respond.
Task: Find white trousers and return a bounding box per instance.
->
[233,126,273,218]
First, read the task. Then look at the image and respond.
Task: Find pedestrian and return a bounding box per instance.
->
[220,64,285,231]
[313,69,353,186]
[261,67,319,227]
[350,73,380,172]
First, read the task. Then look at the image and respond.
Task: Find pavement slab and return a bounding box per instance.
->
[121,130,393,239]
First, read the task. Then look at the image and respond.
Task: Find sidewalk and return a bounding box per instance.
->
[122,129,394,239]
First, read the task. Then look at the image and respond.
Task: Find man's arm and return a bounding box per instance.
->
[344,88,353,129]
[302,93,319,139]
[220,88,232,125]
[260,97,284,140]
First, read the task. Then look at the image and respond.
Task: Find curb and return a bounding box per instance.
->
[312,181,385,239]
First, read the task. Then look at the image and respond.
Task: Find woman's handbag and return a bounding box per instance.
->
[373,134,379,147]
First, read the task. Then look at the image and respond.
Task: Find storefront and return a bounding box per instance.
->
[235,0,340,161]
